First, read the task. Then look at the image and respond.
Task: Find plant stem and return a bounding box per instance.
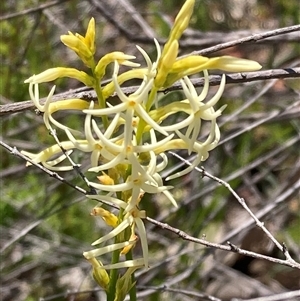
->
[126,250,137,301]
[136,87,158,144]
[94,81,109,129]
[91,63,109,129]
[106,241,120,301]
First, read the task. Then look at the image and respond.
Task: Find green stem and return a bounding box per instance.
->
[91,62,109,129]
[94,81,109,129]
[106,198,125,301]
[136,87,158,144]
[145,87,158,112]
[126,250,137,301]
[106,243,120,301]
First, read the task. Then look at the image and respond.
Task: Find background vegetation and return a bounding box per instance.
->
[1,0,299,300]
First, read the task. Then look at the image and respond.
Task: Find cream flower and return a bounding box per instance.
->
[84,61,168,136]
[64,100,122,168]
[21,142,75,171]
[25,68,94,87]
[84,194,149,269]
[178,71,226,153]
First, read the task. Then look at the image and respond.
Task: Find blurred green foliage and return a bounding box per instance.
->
[1,1,299,300]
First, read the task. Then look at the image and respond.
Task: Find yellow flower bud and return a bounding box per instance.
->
[85,17,96,55]
[60,18,96,67]
[94,52,137,80]
[155,40,179,88]
[170,56,210,74]
[163,0,195,52]
[93,266,110,291]
[85,257,110,290]
[204,55,262,72]
[61,34,92,59]
[120,233,138,255]
[24,67,94,87]
[91,207,118,228]
[48,99,91,114]
[21,141,75,167]
[174,0,195,26]
[164,55,262,87]
[97,173,115,185]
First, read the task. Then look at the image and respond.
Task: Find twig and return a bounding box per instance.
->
[88,0,153,43]
[165,67,300,93]
[221,175,300,244]
[0,140,118,210]
[118,0,156,39]
[2,139,300,269]
[146,215,300,269]
[232,290,300,301]
[86,1,300,52]
[134,285,222,301]
[0,0,70,21]
[0,140,87,195]
[1,68,299,117]
[168,151,300,270]
[39,284,222,301]
[47,127,96,194]
[180,29,300,49]
[191,24,300,55]
[38,288,103,301]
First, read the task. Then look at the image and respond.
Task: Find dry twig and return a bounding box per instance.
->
[1,140,299,270]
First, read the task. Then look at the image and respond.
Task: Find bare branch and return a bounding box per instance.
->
[86,1,300,51]
[167,151,300,270]
[0,140,88,196]
[88,0,154,43]
[2,139,299,269]
[1,68,299,117]
[118,0,156,39]
[146,215,300,269]
[189,25,300,55]
[180,29,300,49]
[233,290,300,301]
[135,285,222,301]
[0,0,70,21]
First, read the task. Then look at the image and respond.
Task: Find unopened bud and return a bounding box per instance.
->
[91,207,118,228]
[85,257,110,290]
[97,173,114,185]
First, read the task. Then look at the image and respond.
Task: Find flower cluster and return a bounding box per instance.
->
[23,0,261,295]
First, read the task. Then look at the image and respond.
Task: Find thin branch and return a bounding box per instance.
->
[154,136,299,238]
[86,1,300,51]
[47,127,96,194]
[118,0,156,39]
[135,285,222,301]
[146,215,300,269]
[1,68,299,117]
[233,290,300,301]
[38,288,103,301]
[167,151,300,270]
[0,140,88,196]
[88,0,153,43]
[2,139,300,269]
[0,0,70,21]
[180,29,300,49]
[166,67,300,92]
[191,25,300,55]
